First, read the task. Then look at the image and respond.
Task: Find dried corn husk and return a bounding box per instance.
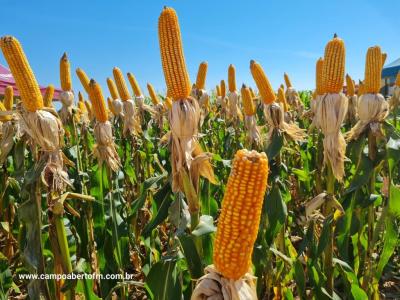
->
[0,121,16,165]
[93,121,121,172]
[315,93,348,181]
[285,87,304,114]
[19,107,70,192]
[227,91,243,122]
[122,99,141,137]
[191,265,257,300]
[346,95,358,124]
[264,102,305,143]
[136,95,155,118]
[58,91,75,125]
[347,93,388,141]
[389,86,400,110]
[111,98,124,118]
[244,116,261,146]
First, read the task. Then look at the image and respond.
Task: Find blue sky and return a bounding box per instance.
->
[1,0,399,98]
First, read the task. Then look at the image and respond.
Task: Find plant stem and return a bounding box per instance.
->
[324,163,335,296]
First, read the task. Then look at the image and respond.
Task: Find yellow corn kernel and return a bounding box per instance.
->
[364,46,383,94]
[164,96,172,109]
[284,72,292,88]
[358,81,365,96]
[213,149,269,280]
[0,102,10,122]
[0,36,43,112]
[113,67,131,101]
[249,87,256,99]
[158,7,191,101]
[88,79,108,122]
[76,68,90,93]
[216,85,221,97]
[78,96,87,114]
[228,64,236,92]
[250,60,276,104]
[322,34,345,94]
[277,87,289,112]
[195,61,208,90]
[396,72,400,87]
[4,86,14,110]
[220,80,226,98]
[85,100,93,119]
[43,85,55,107]
[60,52,72,91]
[147,83,160,105]
[107,97,116,115]
[346,74,355,97]
[241,84,255,116]
[107,77,120,100]
[316,58,325,95]
[127,72,143,97]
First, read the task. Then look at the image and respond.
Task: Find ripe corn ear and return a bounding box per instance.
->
[396,72,400,87]
[250,60,276,104]
[127,72,143,97]
[346,74,355,96]
[195,61,208,90]
[284,72,292,88]
[220,80,226,98]
[113,67,131,101]
[216,85,221,97]
[241,85,255,116]
[0,36,44,112]
[164,97,172,109]
[213,149,269,280]
[228,64,236,92]
[158,7,191,101]
[60,52,72,91]
[316,58,325,95]
[277,87,289,112]
[107,77,120,100]
[76,68,90,93]
[4,86,14,110]
[43,85,55,107]
[322,34,345,93]
[88,79,108,122]
[364,46,383,94]
[147,83,160,105]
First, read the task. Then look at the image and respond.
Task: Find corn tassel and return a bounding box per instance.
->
[4,86,14,110]
[158,7,191,101]
[316,58,325,95]
[250,60,276,104]
[147,83,160,105]
[228,64,236,92]
[346,74,355,97]
[195,61,208,90]
[88,80,108,123]
[127,72,143,97]
[0,36,43,112]
[76,68,90,93]
[107,77,120,100]
[364,46,383,94]
[213,149,269,280]
[322,34,345,94]
[284,72,292,88]
[60,52,72,91]
[43,85,55,108]
[241,85,255,116]
[113,67,131,101]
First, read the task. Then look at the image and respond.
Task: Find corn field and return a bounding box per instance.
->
[1,6,400,300]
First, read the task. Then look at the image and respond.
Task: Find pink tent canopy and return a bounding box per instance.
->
[0,63,62,100]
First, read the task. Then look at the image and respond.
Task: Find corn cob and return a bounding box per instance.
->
[164,97,172,109]
[4,86,14,110]
[195,61,208,90]
[107,97,115,115]
[88,79,108,122]
[107,77,120,100]
[0,36,44,112]
[284,72,292,88]
[220,80,226,98]
[127,72,143,97]
[60,52,72,91]
[78,95,87,114]
[241,84,255,116]
[147,83,160,105]
[277,87,289,112]
[364,46,383,94]
[396,72,400,87]
[43,85,55,107]
[76,68,90,93]
[316,58,325,95]
[249,87,256,99]
[0,102,8,122]
[216,85,221,97]
[346,74,355,97]
[113,67,131,101]
[228,64,236,92]
[322,34,345,94]
[158,7,191,101]
[358,81,365,96]
[85,100,93,119]
[213,149,269,280]
[250,60,276,104]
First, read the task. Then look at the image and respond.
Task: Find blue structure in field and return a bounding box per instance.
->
[382,58,400,96]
